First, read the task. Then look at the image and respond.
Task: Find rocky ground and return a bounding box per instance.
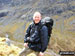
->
[0,37,61,56]
[0,37,21,56]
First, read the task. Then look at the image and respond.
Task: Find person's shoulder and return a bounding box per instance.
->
[28,22,34,28]
[41,25,48,30]
[29,22,34,26]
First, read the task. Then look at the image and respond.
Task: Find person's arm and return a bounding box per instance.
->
[40,26,48,52]
[24,24,31,43]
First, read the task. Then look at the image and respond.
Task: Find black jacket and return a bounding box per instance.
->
[24,21,48,52]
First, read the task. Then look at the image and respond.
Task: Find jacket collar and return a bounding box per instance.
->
[33,20,41,25]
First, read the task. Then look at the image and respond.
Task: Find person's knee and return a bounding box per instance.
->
[19,48,26,56]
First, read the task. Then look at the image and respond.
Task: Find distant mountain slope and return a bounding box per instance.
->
[0,0,75,55]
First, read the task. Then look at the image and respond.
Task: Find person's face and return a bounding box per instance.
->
[33,13,41,24]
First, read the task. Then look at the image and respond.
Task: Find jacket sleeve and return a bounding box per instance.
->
[24,24,31,43]
[40,26,48,52]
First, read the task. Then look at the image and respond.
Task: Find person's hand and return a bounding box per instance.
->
[39,52,44,56]
[24,43,28,48]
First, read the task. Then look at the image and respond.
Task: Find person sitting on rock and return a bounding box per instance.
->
[19,11,48,56]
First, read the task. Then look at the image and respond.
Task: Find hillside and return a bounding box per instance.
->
[0,0,75,56]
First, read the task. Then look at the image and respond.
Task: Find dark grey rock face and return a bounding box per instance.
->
[0,0,74,42]
[0,10,9,17]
